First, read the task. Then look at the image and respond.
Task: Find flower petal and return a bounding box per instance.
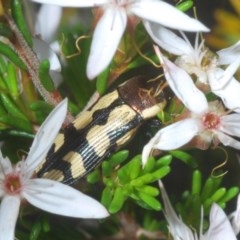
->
[33,38,62,87]
[0,196,21,240]
[86,6,127,79]
[23,179,109,218]
[26,99,68,173]
[217,40,240,65]
[215,131,240,149]
[33,38,61,72]
[204,203,237,240]
[156,49,208,114]
[209,69,240,113]
[35,4,62,43]
[158,181,195,239]
[28,0,108,7]
[130,0,209,32]
[142,119,200,165]
[230,193,240,235]
[144,22,192,55]
[0,151,13,176]
[220,114,240,136]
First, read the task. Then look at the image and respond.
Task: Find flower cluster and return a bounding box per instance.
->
[142,26,240,165]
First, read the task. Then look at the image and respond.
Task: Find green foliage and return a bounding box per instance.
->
[175,169,239,231]
[0,41,26,69]
[88,151,172,214]
[176,0,194,12]
[11,0,33,46]
[38,60,55,92]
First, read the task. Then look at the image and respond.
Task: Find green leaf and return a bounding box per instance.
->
[142,157,155,174]
[151,166,171,182]
[0,93,27,120]
[6,62,19,98]
[176,0,194,12]
[29,101,53,113]
[0,130,34,139]
[108,150,129,167]
[128,156,141,180]
[191,170,202,195]
[136,185,159,197]
[0,42,26,69]
[96,66,109,94]
[11,0,33,46]
[39,60,55,92]
[131,173,153,187]
[101,187,113,208]
[218,187,239,205]
[29,220,42,240]
[170,150,198,168]
[102,161,113,177]
[155,154,172,168]
[41,215,51,233]
[109,187,126,213]
[0,115,32,132]
[210,188,226,202]
[86,169,100,184]
[137,191,161,211]
[201,177,214,201]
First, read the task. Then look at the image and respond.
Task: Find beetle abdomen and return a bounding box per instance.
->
[36,76,167,185]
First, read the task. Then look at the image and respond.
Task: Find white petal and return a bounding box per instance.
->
[28,0,108,7]
[142,119,200,165]
[220,114,240,136]
[130,0,209,32]
[230,194,240,235]
[33,38,61,72]
[222,58,240,83]
[158,52,208,114]
[23,179,109,219]
[217,40,240,65]
[35,5,62,43]
[216,131,240,149]
[0,196,21,240]
[86,7,127,79]
[144,22,192,55]
[0,151,13,175]
[154,119,200,149]
[33,38,62,87]
[25,99,68,173]
[204,203,237,240]
[209,69,240,113]
[158,181,195,239]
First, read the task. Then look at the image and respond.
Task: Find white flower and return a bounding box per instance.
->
[159,180,237,240]
[145,23,240,84]
[142,52,240,165]
[27,0,209,79]
[144,23,240,111]
[0,99,109,240]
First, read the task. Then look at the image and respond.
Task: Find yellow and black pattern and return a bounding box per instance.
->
[36,76,168,185]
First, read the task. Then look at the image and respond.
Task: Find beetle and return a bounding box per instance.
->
[36,76,170,185]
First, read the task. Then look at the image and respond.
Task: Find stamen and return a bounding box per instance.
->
[202,112,221,130]
[3,174,22,195]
